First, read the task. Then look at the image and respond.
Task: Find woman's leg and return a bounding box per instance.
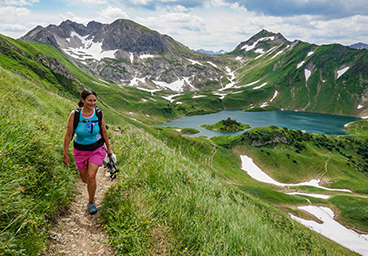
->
[86,161,99,204]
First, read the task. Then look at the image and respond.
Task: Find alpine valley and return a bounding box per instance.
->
[2,19,368,256]
[19,19,368,120]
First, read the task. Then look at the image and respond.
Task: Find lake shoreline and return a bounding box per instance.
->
[156,109,361,137]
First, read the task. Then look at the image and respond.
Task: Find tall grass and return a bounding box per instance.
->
[101,124,355,255]
[0,66,77,255]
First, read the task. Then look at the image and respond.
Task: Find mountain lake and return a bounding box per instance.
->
[158,110,368,254]
[156,110,361,137]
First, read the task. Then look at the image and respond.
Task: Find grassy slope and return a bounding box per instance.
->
[0,35,365,255]
[227,42,368,117]
[0,66,78,254]
[101,124,356,255]
[211,126,368,233]
[0,65,358,255]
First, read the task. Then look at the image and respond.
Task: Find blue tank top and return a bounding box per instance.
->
[74,109,102,145]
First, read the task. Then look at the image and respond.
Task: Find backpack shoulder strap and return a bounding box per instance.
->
[71,108,81,141]
[95,107,103,132]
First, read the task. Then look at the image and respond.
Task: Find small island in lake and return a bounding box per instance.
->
[201,117,251,132]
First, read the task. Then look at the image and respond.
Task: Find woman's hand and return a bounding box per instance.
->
[107,148,113,157]
[63,154,70,167]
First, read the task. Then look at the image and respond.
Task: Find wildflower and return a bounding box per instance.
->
[183,250,187,254]
[21,189,24,193]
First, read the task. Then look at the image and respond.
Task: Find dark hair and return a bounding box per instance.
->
[78,89,97,107]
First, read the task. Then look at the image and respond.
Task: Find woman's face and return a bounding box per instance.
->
[82,94,97,111]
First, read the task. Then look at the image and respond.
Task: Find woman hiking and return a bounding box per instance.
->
[63,89,113,215]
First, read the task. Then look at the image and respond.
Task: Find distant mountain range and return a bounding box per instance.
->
[195,49,228,55]
[349,42,368,50]
[7,19,368,117]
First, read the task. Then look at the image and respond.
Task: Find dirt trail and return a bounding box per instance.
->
[47,166,115,255]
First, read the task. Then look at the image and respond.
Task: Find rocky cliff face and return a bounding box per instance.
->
[21,19,229,92]
[20,19,368,117]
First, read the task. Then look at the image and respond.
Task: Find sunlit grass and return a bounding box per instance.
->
[0,66,77,254]
[101,124,356,255]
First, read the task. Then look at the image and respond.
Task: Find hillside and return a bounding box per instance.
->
[1,65,361,255]
[1,33,365,255]
[19,20,368,118]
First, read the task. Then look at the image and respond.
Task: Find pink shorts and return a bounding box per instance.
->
[73,146,106,171]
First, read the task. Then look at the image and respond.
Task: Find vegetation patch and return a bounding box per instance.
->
[180,128,200,134]
[201,117,250,132]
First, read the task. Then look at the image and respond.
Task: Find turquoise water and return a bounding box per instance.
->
[156,110,361,137]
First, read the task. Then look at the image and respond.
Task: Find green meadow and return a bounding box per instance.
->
[0,65,360,255]
[1,35,367,255]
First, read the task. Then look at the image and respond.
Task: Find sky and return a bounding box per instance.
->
[1,0,368,52]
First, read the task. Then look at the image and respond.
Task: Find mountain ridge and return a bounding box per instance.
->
[17,19,368,118]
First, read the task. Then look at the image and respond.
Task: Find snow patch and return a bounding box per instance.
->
[304,69,312,82]
[290,206,368,256]
[286,192,330,199]
[242,80,260,87]
[64,31,117,61]
[218,67,236,91]
[255,48,265,54]
[231,91,243,94]
[141,98,148,102]
[260,102,268,108]
[271,45,289,59]
[129,52,134,64]
[129,77,148,87]
[270,90,278,102]
[240,155,351,192]
[235,56,242,60]
[297,61,305,69]
[253,82,268,90]
[153,77,193,92]
[193,95,207,98]
[307,51,314,57]
[140,54,154,59]
[162,93,183,103]
[207,61,218,68]
[337,66,349,79]
[187,59,203,66]
[212,92,226,100]
[357,104,363,109]
[241,36,275,52]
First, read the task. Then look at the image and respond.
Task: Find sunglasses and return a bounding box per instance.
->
[87,120,92,133]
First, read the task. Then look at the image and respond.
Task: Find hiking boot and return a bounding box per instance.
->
[87,202,97,215]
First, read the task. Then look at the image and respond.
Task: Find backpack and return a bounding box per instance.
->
[71,107,103,141]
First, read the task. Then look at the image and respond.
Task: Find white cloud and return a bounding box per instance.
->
[0,6,32,22]
[130,0,150,5]
[210,0,229,7]
[59,12,92,25]
[167,4,189,13]
[0,23,27,32]
[97,6,129,22]
[1,0,38,6]
[230,2,247,12]
[83,0,107,4]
